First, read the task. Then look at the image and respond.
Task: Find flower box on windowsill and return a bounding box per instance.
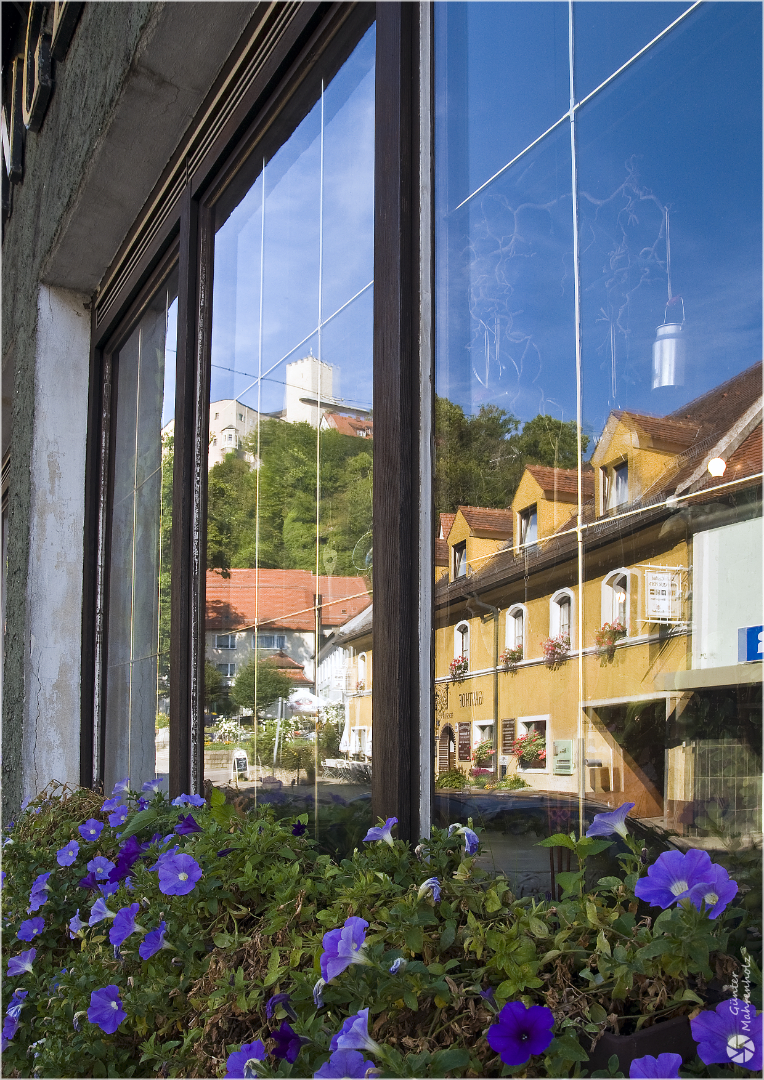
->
[449,655,468,683]
[542,634,570,668]
[498,646,523,673]
[594,620,627,660]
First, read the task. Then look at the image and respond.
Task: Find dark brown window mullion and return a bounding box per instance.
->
[169,181,200,798]
[372,3,424,842]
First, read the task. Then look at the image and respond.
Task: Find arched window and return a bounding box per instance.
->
[550,589,575,645]
[602,570,632,632]
[357,652,367,690]
[455,621,470,666]
[506,605,526,653]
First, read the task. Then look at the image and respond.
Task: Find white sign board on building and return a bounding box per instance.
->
[646,570,680,621]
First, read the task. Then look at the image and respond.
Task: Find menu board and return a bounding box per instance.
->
[501,718,516,753]
[458,723,472,761]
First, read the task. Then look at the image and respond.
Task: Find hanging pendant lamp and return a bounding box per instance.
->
[652,209,686,389]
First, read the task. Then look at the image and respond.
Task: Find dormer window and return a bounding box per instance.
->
[613,462,628,506]
[519,505,537,546]
[453,540,467,578]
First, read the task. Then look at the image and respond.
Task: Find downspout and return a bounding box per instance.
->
[467,593,500,776]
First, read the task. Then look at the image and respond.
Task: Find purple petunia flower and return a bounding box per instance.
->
[480,987,497,1011]
[137,797,149,811]
[79,818,104,842]
[217,847,236,858]
[417,877,441,902]
[108,804,129,828]
[586,801,635,839]
[89,897,116,926]
[17,917,44,941]
[1,988,28,1050]
[292,821,307,837]
[329,1008,381,1056]
[629,1053,682,1078]
[156,852,202,895]
[313,979,326,1008]
[266,993,297,1021]
[448,824,479,855]
[486,1001,555,1066]
[634,848,713,909]
[175,813,203,835]
[139,921,168,960]
[98,879,120,897]
[389,957,407,975]
[27,871,52,912]
[7,949,36,977]
[69,909,85,937]
[687,863,739,920]
[56,839,80,866]
[691,998,762,1072]
[320,916,370,982]
[314,1050,378,1078]
[225,1039,267,1079]
[101,796,124,813]
[78,872,100,891]
[362,816,398,846]
[87,984,126,1034]
[109,903,143,947]
[271,1020,309,1063]
[87,856,115,880]
[111,778,130,796]
[142,778,163,794]
[171,793,205,807]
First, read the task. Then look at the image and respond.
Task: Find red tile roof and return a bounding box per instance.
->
[206,569,371,631]
[610,411,699,447]
[691,423,762,493]
[525,466,594,499]
[435,538,449,566]
[323,413,374,439]
[457,505,514,537]
[264,650,311,684]
[439,513,456,540]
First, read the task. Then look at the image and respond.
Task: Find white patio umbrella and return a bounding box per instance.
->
[287,689,329,715]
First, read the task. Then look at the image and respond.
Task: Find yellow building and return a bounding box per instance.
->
[434,364,762,841]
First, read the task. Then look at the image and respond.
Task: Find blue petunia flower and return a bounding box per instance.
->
[108,836,145,883]
[486,1000,555,1066]
[108,804,129,828]
[155,852,202,895]
[314,1050,378,1078]
[687,863,738,920]
[17,917,44,942]
[175,813,203,835]
[629,1052,682,1078]
[586,801,635,839]
[111,778,130,796]
[266,993,297,1021]
[448,823,480,855]
[313,979,326,1009]
[171,793,205,807]
[479,986,497,1011]
[225,1039,267,1079]
[329,1008,381,1056]
[690,998,762,1072]
[138,920,168,960]
[1,988,28,1049]
[634,848,713,909]
[27,871,52,912]
[109,903,143,947]
[320,916,371,981]
[142,778,163,794]
[362,817,398,846]
[78,818,104,842]
[88,897,116,926]
[7,948,36,977]
[292,821,307,836]
[56,839,80,866]
[87,856,115,880]
[87,984,126,1034]
[389,957,407,975]
[78,871,100,891]
[69,909,85,938]
[417,877,441,902]
[98,879,120,897]
[101,796,124,813]
[271,1020,309,1063]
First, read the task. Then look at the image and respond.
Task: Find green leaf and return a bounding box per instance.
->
[404,926,424,954]
[439,921,456,950]
[118,807,158,841]
[589,1003,607,1023]
[431,1048,470,1073]
[403,991,419,1011]
[212,931,234,949]
[528,917,548,938]
[547,1033,589,1063]
[210,787,226,808]
[537,833,577,851]
[577,838,614,858]
[597,876,623,890]
[555,870,584,897]
[637,939,671,959]
[596,930,612,957]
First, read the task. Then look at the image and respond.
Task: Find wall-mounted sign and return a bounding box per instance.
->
[738,625,763,663]
[645,570,681,621]
[501,718,515,753]
[457,723,471,761]
[458,690,483,708]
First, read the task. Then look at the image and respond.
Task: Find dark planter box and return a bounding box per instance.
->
[587,1015,696,1075]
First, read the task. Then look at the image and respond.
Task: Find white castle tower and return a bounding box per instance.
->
[285,354,335,427]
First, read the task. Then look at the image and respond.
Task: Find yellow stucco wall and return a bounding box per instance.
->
[511,472,577,547]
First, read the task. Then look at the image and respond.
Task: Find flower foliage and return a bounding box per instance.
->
[510,731,546,765]
[594,620,627,659]
[541,633,570,667]
[498,645,523,672]
[449,654,468,682]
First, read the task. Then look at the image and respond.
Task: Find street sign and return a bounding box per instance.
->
[738,626,763,663]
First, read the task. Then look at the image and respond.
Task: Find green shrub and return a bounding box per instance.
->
[434,770,467,790]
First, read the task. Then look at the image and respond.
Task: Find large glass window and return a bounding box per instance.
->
[104,270,178,794]
[202,26,375,850]
[434,2,761,902]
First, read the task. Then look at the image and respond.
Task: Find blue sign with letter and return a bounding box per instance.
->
[738,626,763,663]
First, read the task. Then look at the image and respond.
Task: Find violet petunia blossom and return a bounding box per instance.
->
[389,957,406,975]
[313,979,326,1008]
[292,821,307,837]
[88,897,116,926]
[101,796,124,813]
[87,984,126,1034]
[27,872,52,912]
[629,1053,682,1078]
[56,839,80,866]
[1,989,28,1050]
[448,824,479,855]
[109,903,143,947]
[225,1040,267,1079]
[98,879,120,897]
[175,813,203,835]
[634,848,713,909]
[87,856,115,880]
[690,998,762,1072]
[314,1050,378,1078]
[329,1008,381,1056]
[111,778,130,796]
[7,949,36,977]
[486,1001,555,1067]
[156,852,202,896]
[78,871,100,891]
[586,802,635,840]
[171,793,205,807]
[320,916,371,982]
[79,818,104,842]
[417,877,441,902]
[479,987,497,1011]
[362,816,398,846]
[687,863,739,920]
[217,847,236,858]
[69,909,85,938]
[108,804,130,828]
[17,917,44,942]
[266,993,297,1021]
[138,920,168,960]
[108,836,145,883]
[142,778,163,794]
[271,1020,309,1063]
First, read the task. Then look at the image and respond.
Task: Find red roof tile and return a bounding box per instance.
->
[323,413,374,439]
[435,538,449,565]
[439,513,456,540]
[458,506,514,537]
[205,569,371,631]
[525,466,594,499]
[691,423,762,493]
[610,411,699,447]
